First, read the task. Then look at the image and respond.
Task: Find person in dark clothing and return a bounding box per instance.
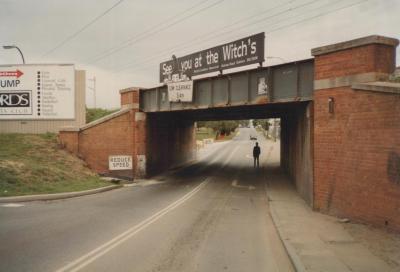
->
[253,142,261,168]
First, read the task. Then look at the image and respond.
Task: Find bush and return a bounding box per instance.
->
[86,108,118,123]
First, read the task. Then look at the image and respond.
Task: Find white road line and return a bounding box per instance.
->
[55,178,211,272]
[1,203,25,207]
[124,179,165,187]
[231,180,255,190]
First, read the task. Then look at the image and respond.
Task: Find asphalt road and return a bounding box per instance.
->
[0,127,294,272]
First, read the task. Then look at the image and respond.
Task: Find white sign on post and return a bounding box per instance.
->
[109,155,133,170]
[167,80,193,102]
[0,64,75,120]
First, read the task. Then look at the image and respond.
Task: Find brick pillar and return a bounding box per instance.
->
[311,35,399,213]
[119,87,144,178]
[135,112,147,178]
[120,87,140,109]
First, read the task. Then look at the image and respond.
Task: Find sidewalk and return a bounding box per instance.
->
[265,168,400,272]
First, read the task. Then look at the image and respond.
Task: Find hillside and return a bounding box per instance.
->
[0,133,110,197]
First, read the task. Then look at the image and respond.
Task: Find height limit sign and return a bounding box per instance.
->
[167,80,193,102]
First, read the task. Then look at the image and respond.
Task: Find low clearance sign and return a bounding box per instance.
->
[160,32,264,83]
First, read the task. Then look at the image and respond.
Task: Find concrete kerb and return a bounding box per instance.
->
[267,199,307,272]
[0,184,123,203]
[265,182,307,272]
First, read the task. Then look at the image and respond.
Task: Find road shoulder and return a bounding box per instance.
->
[265,169,398,272]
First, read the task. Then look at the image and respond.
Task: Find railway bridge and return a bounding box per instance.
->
[60,35,400,231]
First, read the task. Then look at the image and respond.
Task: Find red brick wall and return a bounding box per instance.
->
[58,131,79,154]
[315,44,396,80]
[121,90,139,106]
[314,87,400,230]
[79,111,136,177]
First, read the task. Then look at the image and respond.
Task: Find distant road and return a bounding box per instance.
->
[0,127,293,272]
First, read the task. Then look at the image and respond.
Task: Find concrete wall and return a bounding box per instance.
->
[312,35,400,231]
[146,113,196,176]
[0,70,86,133]
[281,102,314,205]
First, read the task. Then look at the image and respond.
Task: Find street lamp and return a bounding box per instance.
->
[2,45,25,64]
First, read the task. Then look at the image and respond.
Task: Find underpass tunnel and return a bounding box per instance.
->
[145,101,313,204]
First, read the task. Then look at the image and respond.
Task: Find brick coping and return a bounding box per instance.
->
[119,87,144,94]
[311,35,399,56]
[352,81,400,94]
[60,105,136,132]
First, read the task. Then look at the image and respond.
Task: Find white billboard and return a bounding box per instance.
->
[0,64,75,120]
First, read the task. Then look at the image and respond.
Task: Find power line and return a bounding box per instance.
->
[141,0,365,73]
[114,0,297,71]
[87,0,226,64]
[266,0,369,35]
[116,0,323,72]
[42,0,126,57]
[191,0,331,48]
[86,0,213,64]
[114,0,317,72]
[120,0,368,75]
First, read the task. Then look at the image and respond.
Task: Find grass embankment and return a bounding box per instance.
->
[0,133,110,197]
[86,108,118,123]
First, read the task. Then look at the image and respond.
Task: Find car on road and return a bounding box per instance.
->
[250,135,257,140]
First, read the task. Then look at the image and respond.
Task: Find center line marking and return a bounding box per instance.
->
[55,178,210,272]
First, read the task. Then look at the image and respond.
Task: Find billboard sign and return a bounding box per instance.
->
[160,32,264,83]
[0,64,75,120]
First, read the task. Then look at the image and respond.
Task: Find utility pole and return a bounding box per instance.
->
[87,76,96,108]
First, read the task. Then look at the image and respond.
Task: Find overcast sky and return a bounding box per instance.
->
[1,0,399,109]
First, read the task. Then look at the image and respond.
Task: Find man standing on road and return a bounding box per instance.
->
[253,142,261,168]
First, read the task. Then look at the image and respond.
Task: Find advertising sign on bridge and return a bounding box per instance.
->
[159,32,265,83]
[0,64,75,120]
